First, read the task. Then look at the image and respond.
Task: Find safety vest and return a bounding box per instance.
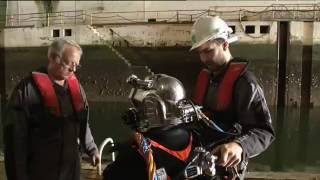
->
[193,61,247,112]
[32,72,84,117]
[134,132,193,180]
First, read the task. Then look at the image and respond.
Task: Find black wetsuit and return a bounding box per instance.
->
[103,127,193,180]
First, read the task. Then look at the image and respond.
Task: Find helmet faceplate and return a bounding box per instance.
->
[127,74,186,132]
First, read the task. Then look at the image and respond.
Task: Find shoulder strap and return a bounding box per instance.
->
[150,135,193,162]
[216,61,247,111]
[32,72,85,116]
[134,132,157,180]
[193,69,210,105]
[32,72,61,116]
[67,74,84,112]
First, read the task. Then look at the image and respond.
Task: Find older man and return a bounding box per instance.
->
[3,39,99,180]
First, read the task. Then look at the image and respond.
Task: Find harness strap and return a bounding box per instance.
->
[216,62,247,111]
[32,72,61,116]
[134,132,157,180]
[192,62,247,111]
[32,72,84,117]
[150,135,193,162]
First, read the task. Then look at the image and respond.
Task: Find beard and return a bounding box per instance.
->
[205,58,228,73]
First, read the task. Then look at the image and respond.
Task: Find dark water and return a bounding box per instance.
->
[1,45,320,173]
[250,106,320,172]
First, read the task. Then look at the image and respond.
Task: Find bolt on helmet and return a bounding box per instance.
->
[190,16,238,51]
[125,74,187,132]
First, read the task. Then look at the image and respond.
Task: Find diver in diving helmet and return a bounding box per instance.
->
[123,73,201,132]
[111,74,218,180]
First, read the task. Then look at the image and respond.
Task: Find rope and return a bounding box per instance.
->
[134,132,158,180]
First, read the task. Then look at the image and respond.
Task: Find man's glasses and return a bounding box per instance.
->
[60,61,81,72]
[56,55,81,72]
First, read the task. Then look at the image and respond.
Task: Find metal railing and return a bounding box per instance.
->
[98,137,115,176]
[2,9,207,27]
[2,3,320,28]
[4,10,86,27]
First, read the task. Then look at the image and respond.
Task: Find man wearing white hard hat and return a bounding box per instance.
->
[190,16,275,179]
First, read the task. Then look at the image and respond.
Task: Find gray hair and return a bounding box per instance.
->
[48,39,83,61]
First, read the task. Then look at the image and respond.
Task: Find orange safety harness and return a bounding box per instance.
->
[134,132,193,180]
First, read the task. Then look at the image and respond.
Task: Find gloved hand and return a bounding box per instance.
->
[91,152,101,166]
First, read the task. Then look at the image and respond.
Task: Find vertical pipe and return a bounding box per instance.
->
[177,11,179,22]
[298,22,313,164]
[82,10,85,23]
[273,21,289,171]
[17,1,20,26]
[143,1,146,21]
[0,46,5,125]
[74,0,76,25]
[0,1,7,150]
[60,12,63,25]
[74,0,77,41]
[90,13,92,25]
[277,26,288,106]
[47,13,49,27]
[5,0,8,26]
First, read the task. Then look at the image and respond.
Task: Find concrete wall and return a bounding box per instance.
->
[286,21,320,107]
[311,22,320,107]
[3,20,278,47]
[287,22,304,107]
[3,1,320,107]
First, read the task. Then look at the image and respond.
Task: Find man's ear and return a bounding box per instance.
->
[48,55,53,62]
[222,41,229,51]
[48,54,58,63]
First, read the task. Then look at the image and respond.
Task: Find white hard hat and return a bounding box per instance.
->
[190,16,238,51]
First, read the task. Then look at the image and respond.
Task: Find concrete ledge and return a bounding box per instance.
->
[246,171,320,180]
[2,158,320,180]
[5,25,35,28]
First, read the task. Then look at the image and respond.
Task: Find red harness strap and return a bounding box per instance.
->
[32,72,61,116]
[32,72,84,116]
[150,135,193,162]
[135,133,191,180]
[192,62,247,111]
[216,62,247,111]
[193,69,210,105]
[67,74,84,112]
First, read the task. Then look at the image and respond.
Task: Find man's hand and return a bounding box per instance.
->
[91,152,101,166]
[212,142,242,167]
